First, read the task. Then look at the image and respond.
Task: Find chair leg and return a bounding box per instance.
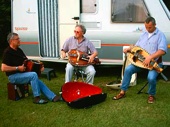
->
[160,72,168,81]
[74,71,78,82]
[74,68,85,82]
[137,82,148,94]
[160,65,168,81]
[80,70,85,82]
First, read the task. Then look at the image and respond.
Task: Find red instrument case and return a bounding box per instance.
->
[61,82,107,108]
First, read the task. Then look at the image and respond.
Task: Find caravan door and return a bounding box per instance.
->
[58,0,80,50]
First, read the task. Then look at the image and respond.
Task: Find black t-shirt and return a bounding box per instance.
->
[2,46,27,76]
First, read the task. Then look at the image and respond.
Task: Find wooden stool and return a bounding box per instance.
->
[41,68,56,80]
[7,83,29,101]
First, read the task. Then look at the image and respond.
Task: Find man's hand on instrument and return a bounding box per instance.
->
[123,47,131,53]
[41,64,44,72]
[19,64,26,72]
[143,55,152,67]
[88,55,95,63]
[61,51,67,59]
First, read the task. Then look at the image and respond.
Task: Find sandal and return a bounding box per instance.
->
[112,93,125,100]
[52,96,62,102]
[33,99,48,104]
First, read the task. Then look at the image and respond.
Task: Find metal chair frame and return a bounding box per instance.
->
[74,67,86,82]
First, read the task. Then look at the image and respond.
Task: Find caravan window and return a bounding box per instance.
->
[163,0,170,11]
[111,0,149,23]
[162,0,170,20]
[81,0,97,13]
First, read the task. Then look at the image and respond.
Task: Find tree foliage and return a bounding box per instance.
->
[0,0,11,52]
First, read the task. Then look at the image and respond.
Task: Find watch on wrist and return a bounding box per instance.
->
[16,66,18,71]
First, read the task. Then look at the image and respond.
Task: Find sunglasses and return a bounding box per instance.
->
[74,30,81,34]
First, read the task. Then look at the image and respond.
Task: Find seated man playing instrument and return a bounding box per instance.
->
[1,32,61,104]
[61,24,98,84]
[113,17,167,104]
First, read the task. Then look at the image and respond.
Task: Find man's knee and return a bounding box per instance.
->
[29,72,38,79]
[147,77,156,83]
[89,69,96,76]
[66,63,74,71]
[125,66,132,74]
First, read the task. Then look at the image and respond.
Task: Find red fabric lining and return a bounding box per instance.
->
[62,82,102,102]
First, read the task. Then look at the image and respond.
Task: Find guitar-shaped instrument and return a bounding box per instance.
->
[68,49,101,66]
[127,46,163,73]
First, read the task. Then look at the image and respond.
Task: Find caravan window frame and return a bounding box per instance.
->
[161,0,170,20]
[111,0,149,23]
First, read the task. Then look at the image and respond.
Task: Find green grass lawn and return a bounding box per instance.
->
[0,61,170,127]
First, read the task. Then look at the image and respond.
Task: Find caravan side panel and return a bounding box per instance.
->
[12,0,39,56]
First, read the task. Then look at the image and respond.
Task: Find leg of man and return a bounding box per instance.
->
[65,63,74,83]
[113,64,142,100]
[8,72,41,97]
[84,65,96,84]
[147,70,159,95]
[147,69,159,104]
[8,72,56,101]
[121,64,141,91]
[38,79,56,101]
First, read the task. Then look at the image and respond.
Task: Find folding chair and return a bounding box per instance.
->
[74,67,86,82]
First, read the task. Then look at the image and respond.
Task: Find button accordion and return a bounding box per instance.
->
[23,59,43,76]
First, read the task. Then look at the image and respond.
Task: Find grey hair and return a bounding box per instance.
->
[145,17,156,25]
[7,32,18,43]
[75,24,86,34]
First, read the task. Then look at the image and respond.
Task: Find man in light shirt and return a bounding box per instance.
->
[113,17,167,104]
[61,24,98,84]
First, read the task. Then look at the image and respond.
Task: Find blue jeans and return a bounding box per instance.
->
[121,64,162,95]
[8,72,56,101]
[65,63,96,84]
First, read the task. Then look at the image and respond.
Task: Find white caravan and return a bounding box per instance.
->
[11,0,170,65]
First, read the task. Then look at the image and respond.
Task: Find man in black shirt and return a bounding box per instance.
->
[1,32,60,104]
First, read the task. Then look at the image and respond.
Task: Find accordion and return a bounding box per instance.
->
[23,59,43,76]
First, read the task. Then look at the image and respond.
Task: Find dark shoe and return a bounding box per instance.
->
[52,96,61,102]
[148,95,155,104]
[112,93,125,100]
[33,99,48,104]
